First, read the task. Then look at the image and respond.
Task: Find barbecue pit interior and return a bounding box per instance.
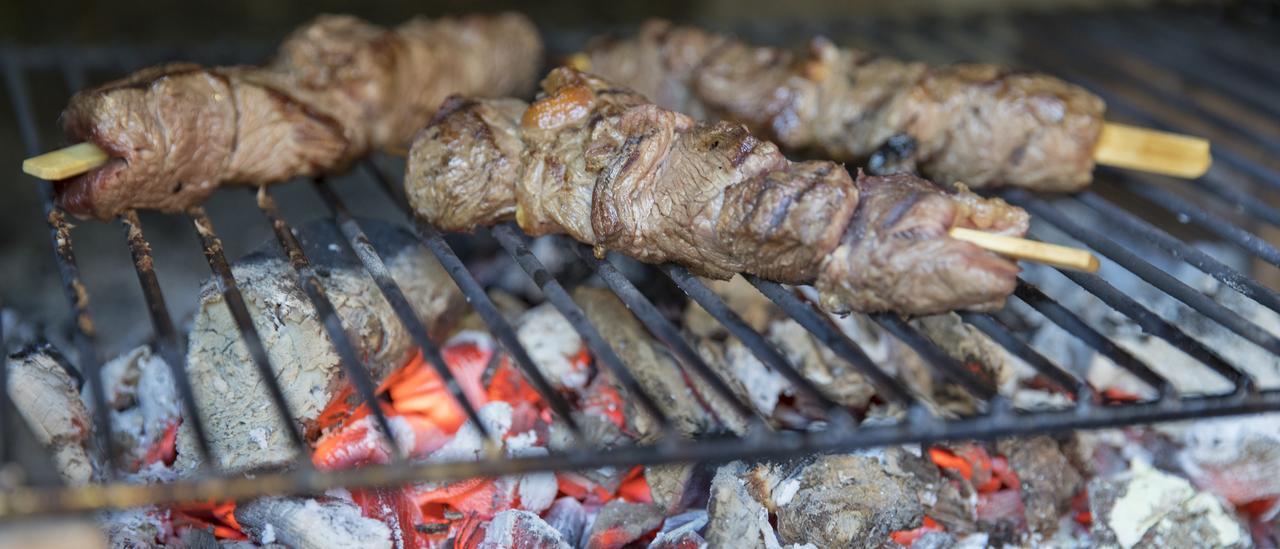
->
[3,2,1280,548]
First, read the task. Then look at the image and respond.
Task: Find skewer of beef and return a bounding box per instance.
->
[20,13,541,220]
[405,67,1095,316]
[573,20,1210,192]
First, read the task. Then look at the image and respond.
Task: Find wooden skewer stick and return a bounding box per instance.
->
[1094,122,1211,179]
[950,227,1100,273]
[22,142,109,180]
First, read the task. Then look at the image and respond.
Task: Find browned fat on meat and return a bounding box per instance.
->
[56,13,541,220]
[407,67,1027,315]
[585,20,1106,192]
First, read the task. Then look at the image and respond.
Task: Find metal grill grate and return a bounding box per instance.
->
[3,9,1280,518]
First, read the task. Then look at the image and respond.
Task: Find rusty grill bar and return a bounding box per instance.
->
[3,10,1280,518]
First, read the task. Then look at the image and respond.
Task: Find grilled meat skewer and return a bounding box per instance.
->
[582,20,1106,192]
[407,68,1030,315]
[53,13,541,219]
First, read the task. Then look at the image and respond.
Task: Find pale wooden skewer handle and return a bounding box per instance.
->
[1094,122,1211,179]
[950,227,1100,273]
[22,142,109,180]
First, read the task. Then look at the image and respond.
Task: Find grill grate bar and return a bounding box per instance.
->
[491,224,673,431]
[871,314,998,401]
[1052,265,1249,392]
[3,54,119,477]
[569,244,769,430]
[1006,188,1280,356]
[1014,280,1172,397]
[364,163,583,437]
[257,190,410,456]
[660,265,841,409]
[189,210,310,457]
[119,211,216,467]
[1117,176,1280,268]
[958,312,1088,399]
[0,294,8,465]
[1072,191,1280,315]
[7,386,1280,519]
[745,276,916,406]
[312,179,494,444]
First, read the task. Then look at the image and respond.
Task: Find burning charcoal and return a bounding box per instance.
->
[694,336,789,421]
[763,455,925,547]
[705,461,785,548]
[768,317,875,408]
[997,437,1083,536]
[911,313,1019,395]
[235,496,395,549]
[455,509,571,549]
[98,507,173,548]
[585,500,665,549]
[183,219,464,472]
[1180,413,1280,508]
[91,345,182,473]
[1087,461,1251,549]
[649,510,709,549]
[910,531,958,549]
[646,463,707,514]
[5,346,92,484]
[575,287,716,439]
[515,303,590,391]
[543,497,588,547]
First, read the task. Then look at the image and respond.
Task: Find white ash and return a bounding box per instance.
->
[515,303,589,391]
[235,496,393,549]
[1089,459,1250,549]
[5,347,93,484]
[1177,412,1280,507]
[544,497,588,547]
[96,506,173,548]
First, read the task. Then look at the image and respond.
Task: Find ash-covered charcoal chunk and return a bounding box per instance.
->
[543,497,588,548]
[585,500,665,549]
[574,286,717,439]
[705,461,785,549]
[5,346,93,484]
[1088,462,1251,549]
[182,219,463,473]
[456,509,571,549]
[997,437,1083,536]
[646,463,708,514]
[235,495,394,549]
[764,455,925,547]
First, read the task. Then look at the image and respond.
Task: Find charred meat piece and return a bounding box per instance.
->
[407,67,1027,314]
[585,20,1105,192]
[183,219,464,473]
[57,13,540,219]
[816,173,1028,314]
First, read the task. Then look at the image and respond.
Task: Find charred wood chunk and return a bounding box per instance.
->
[182,219,463,473]
[5,347,93,484]
[761,455,925,547]
[235,495,394,549]
[573,286,716,440]
[585,500,664,549]
[997,437,1083,536]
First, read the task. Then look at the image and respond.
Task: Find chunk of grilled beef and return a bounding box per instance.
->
[181,219,464,473]
[57,13,541,219]
[584,20,1105,192]
[407,67,1027,314]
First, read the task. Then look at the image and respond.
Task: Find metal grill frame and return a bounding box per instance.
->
[3,10,1280,519]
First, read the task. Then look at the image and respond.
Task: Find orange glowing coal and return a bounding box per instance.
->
[890,444,1025,547]
[169,331,651,547]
